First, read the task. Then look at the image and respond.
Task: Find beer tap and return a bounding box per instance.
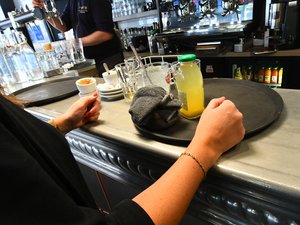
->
[33,0,63,25]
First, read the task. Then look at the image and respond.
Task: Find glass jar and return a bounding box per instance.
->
[173,54,204,119]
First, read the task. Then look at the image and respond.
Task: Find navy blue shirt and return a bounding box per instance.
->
[61,0,121,61]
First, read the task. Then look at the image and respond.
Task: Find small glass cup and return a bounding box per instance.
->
[115,62,138,102]
[145,61,170,91]
[120,81,137,103]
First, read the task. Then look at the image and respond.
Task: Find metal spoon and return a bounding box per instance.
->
[103,63,110,75]
[129,44,153,85]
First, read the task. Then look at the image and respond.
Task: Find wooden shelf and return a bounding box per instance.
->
[113,9,158,22]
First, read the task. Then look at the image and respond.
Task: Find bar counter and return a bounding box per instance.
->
[26,79,300,224]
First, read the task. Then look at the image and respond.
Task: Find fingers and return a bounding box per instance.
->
[82,94,101,117]
[85,112,100,122]
[195,97,245,154]
[220,99,245,142]
[206,96,226,110]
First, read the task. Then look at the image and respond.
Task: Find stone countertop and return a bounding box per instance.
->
[26,82,300,198]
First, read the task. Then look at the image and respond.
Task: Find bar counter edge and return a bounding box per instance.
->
[26,86,300,225]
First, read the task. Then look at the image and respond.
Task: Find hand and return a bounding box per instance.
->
[190,97,245,164]
[53,93,102,133]
[32,0,45,9]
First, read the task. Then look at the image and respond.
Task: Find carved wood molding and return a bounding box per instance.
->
[66,131,300,225]
[66,133,165,188]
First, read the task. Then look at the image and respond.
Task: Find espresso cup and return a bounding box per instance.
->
[76,77,97,94]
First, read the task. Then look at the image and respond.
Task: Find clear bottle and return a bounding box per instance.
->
[173,54,204,119]
[0,33,15,87]
[16,31,44,81]
[4,31,29,83]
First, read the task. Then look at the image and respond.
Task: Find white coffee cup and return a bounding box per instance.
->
[102,69,119,88]
[76,77,97,94]
[78,90,99,98]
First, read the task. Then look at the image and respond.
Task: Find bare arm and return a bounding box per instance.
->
[133,97,245,225]
[80,31,113,47]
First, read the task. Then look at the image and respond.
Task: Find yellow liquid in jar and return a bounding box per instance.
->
[176,61,205,119]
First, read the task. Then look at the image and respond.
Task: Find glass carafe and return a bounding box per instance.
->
[172,54,204,119]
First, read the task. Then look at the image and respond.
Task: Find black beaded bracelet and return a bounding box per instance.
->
[181,152,207,178]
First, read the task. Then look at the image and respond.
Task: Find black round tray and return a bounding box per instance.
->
[135,78,284,146]
[13,76,81,107]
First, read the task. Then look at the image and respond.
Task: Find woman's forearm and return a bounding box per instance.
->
[133,142,218,225]
[133,97,245,225]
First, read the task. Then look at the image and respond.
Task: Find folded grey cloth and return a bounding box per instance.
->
[129,86,182,131]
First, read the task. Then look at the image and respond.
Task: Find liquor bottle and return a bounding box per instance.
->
[150,22,159,53]
[147,26,153,53]
[122,29,130,51]
[234,67,243,80]
[246,66,253,81]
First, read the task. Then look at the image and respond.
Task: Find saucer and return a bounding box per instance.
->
[97,83,121,93]
[100,89,123,96]
[101,92,124,100]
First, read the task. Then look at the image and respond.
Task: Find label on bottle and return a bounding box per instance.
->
[264,68,271,84]
[271,68,278,84]
[278,68,283,84]
[178,91,188,111]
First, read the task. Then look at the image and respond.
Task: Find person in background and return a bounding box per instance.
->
[0,85,245,224]
[32,0,124,75]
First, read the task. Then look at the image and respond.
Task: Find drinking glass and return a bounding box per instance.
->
[144,61,170,91]
[115,62,138,102]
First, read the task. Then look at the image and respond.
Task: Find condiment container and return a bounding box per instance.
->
[173,54,204,119]
[278,67,283,85]
[258,67,265,83]
[264,67,271,84]
[271,67,278,84]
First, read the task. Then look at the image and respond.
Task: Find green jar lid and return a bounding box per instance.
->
[178,54,196,62]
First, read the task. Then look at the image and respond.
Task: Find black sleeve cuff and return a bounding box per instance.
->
[105,199,154,225]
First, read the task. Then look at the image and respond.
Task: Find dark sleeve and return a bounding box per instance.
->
[90,0,115,33]
[0,124,154,225]
[0,123,107,225]
[106,199,155,225]
[60,0,73,31]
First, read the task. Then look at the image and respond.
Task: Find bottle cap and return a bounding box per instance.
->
[178,54,196,62]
